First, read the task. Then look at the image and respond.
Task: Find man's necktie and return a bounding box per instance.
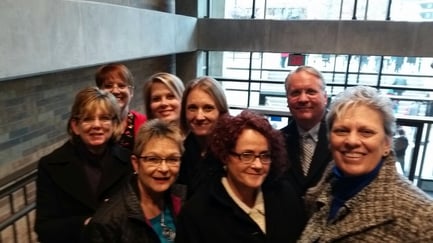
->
[301,134,314,176]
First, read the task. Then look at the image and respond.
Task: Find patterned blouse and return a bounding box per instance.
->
[118,112,135,151]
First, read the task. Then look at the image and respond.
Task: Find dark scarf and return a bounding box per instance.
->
[76,139,109,195]
[328,159,384,221]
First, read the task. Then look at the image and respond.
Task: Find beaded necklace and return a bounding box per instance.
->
[118,112,134,150]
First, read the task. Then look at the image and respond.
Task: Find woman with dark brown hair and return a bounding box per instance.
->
[175,110,306,243]
[177,76,229,198]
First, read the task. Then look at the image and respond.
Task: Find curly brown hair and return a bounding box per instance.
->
[210,110,289,181]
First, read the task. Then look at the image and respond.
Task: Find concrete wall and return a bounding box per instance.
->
[198,19,433,57]
[0,0,197,81]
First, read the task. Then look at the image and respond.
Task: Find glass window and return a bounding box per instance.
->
[209,51,433,116]
[208,50,433,194]
[209,0,433,21]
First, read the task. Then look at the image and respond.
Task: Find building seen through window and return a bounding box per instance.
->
[206,51,433,196]
[211,0,433,21]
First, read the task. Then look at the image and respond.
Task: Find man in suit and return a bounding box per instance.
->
[281,66,332,197]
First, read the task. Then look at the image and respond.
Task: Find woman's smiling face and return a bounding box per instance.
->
[330,105,391,177]
[185,88,220,137]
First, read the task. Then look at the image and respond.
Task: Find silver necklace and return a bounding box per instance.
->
[160,209,176,242]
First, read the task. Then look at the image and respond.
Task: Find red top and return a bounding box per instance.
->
[130,110,147,136]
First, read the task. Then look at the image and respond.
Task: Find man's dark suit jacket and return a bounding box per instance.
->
[280,118,332,197]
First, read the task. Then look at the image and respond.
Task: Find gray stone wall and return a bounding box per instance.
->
[0,56,173,183]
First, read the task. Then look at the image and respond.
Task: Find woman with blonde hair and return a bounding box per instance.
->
[83,119,185,243]
[35,87,132,243]
[143,72,184,123]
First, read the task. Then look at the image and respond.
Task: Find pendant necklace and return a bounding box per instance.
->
[160,208,176,242]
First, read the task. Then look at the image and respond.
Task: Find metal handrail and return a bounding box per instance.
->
[0,169,37,198]
[0,203,36,231]
[0,169,37,242]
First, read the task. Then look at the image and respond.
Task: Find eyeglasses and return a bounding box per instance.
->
[230,152,272,164]
[101,83,131,91]
[77,115,113,126]
[136,155,181,167]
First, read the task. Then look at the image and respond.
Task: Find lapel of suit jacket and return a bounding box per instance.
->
[46,142,96,209]
[307,121,331,179]
[315,159,396,242]
[282,121,308,187]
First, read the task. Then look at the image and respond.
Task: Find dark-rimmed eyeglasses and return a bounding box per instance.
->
[229,152,271,164]
[135,155,181,167]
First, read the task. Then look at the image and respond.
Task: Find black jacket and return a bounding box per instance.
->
[175,178,307,243]
[34,141,132,243]
[82,175,184,243]
[280,119,332,197]
[177,133,224,198]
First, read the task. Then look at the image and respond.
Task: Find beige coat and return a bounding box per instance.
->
[298,154,433,243]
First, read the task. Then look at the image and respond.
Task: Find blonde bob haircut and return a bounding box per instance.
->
[67,87,122,143]
[143,72,185,120]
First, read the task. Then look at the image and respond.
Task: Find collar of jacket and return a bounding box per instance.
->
[124,175,185,226]
[313,156,397,235]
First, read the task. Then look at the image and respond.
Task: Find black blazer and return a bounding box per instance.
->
[175,178,307,243]
[280,119,332,197]
[34,141,132,243]
[177,133,223,199]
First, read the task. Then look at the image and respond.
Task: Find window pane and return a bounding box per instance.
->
[209,0,433,21]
